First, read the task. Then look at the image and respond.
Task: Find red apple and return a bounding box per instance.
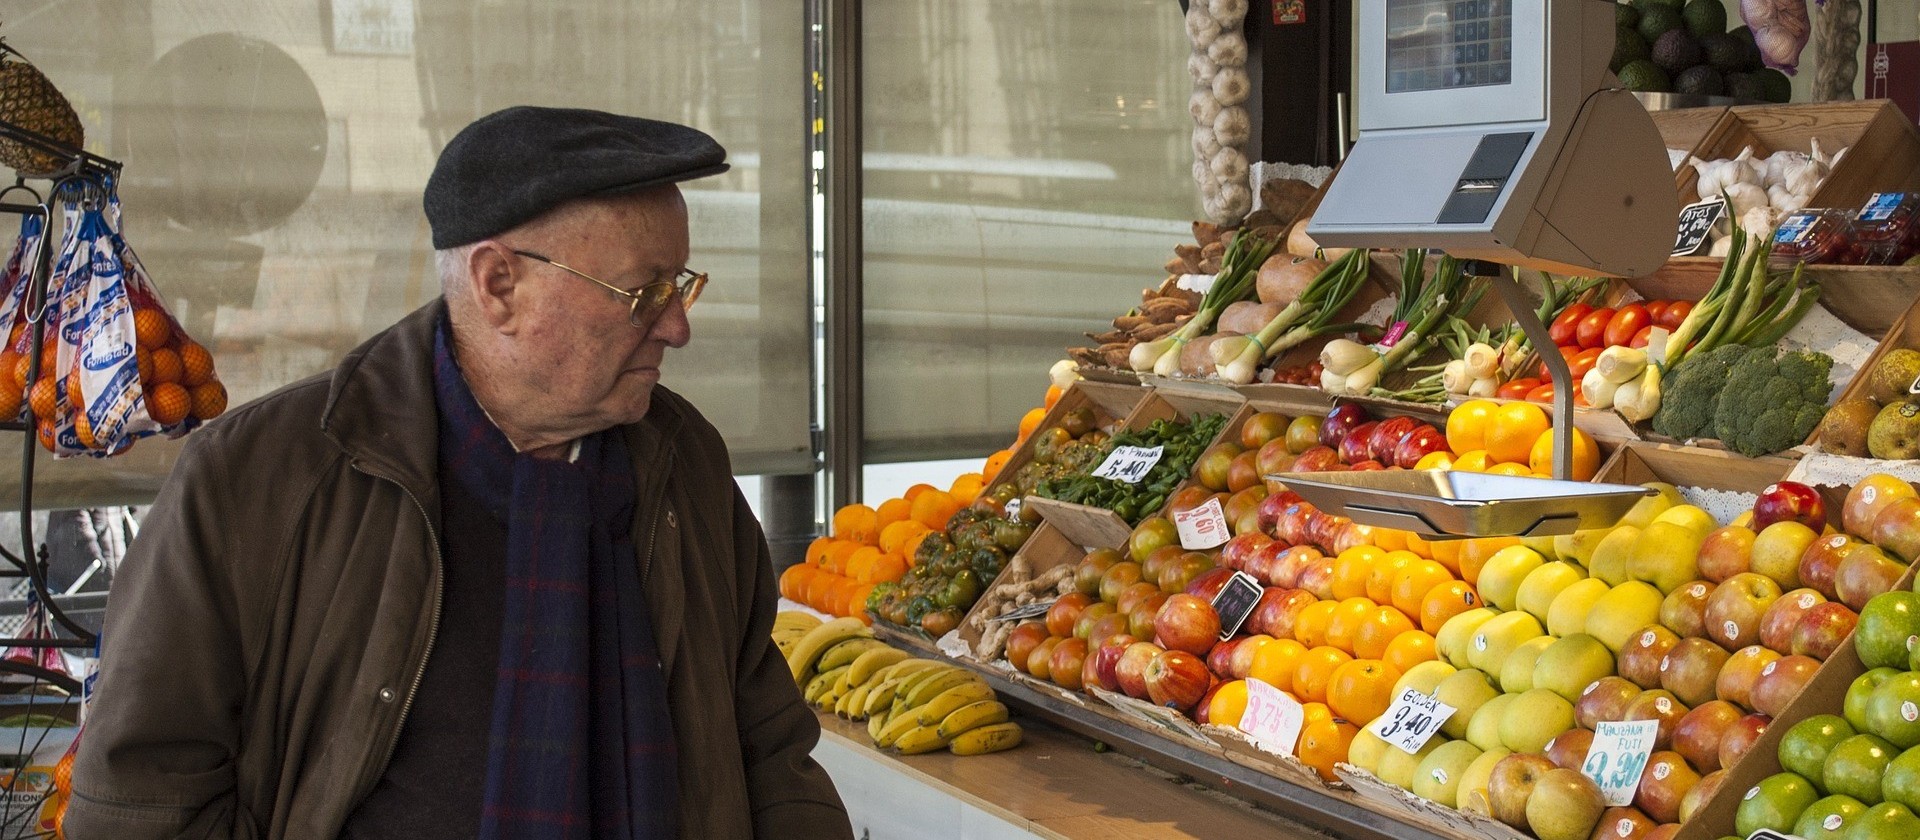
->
[1049,637,1089,690]
[1225,451,1264,494]
[1144,649,1212,711]
[1488,752,1557,829]
[1254,439,1298,488]
[1835,542,1907,610]
[1622,690,1690,751]
[1871,495,1920,563]
[1619,625,1683,690]
[1750,654,1819,717]
[1671,699,1744,774]
[1679,769,1728,824]
[1249,588,1316,639]
[1192,443,1240,493]
[1085,633,1138,692]
[1296,557,1336,599]
[1546,728,1595,770]
[1592,806,1658,839]
[1160,552,1217,595]
[1290,446,1343,474]
[1243,540,1289,584]
[1759,588,1827,653]
[1845,475,1919,536]
[1660,581,1717,639]
[1153,593,1223,656]
[1645,824,1679,840]
[1216,533,1271,572]
[1275,502,1317,545]
[1127,593,1170,639]
[1115,641,1163,698]
[1702,572,1783,650]
[1367,416,1420,464]
[1116,582,1163,616]
[1046,592,1095,638]
[1345,459,1386,471]
[1799,533,1858,600]
[1753,481,1828,533]
[1005,621,1049,672]
[1792,601,1859,660]
[1185,567,1235,603]
[1255,489,1303,536]
[1634,750,1700,824]
[1227,634,1274,680]
[1393,425,1450,469]
[1206,636,1244,680]
[1660,637,1732,707]
[1695,526,1756,583]
[1715,645,1783,711]
[1338,422,1379,465]
[1317,404,1370,450]
[1084,613,1131,646]
[1577,676,1644,729]
[1331,523,1375,555]
[1269,545,1324,588]
[1717,713,1771,773]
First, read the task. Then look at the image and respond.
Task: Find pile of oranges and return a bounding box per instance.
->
[780,475,985,621]
[0,304,226,453]
[1432,399,1600,481]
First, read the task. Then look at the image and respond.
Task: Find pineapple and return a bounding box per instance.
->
[0,40,82,176]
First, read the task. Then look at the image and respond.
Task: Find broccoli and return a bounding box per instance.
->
[1710,346,1834,457]
[1650,343,1750,441]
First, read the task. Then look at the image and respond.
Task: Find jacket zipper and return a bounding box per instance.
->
[353,462,445,782]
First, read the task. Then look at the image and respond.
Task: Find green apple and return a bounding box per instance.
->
[1848,669,1904,734]
[1621,483,1683,529]
[1501,688,1576,754]
[1437,607,1499,669]
[1522,536,1564,562]
[1434,669,1501,740]
[1824,733,1896,805]
[1588,525,1642,587]
[1795,794,1868,838]
[1466,693,1518,752]
[1478,545,1546,612]
[1376,735,1442,789]
[1780,714,1859,791]
[1630,520,1709,595]
[1651,503,1718,537]
[1881,745,1920,813]
[1526,767,1607,840]
[1532,633,1617,704]
[1413,739,1484,808]
[1586,582,1666,653]
[1498,635,1557,695]
[1856,592,1920,671]
[1735,771,1821,837]
[1554,528,1608,568]
[1841,801,1920,839]
[1517,562,1586,624]
[1867,672,1920,749]
[1347,727,1391,774]
[1457,746,1512,817]
[1468,610,1546,674]
[1547,578,1612,637]
[1393,660,1458,699]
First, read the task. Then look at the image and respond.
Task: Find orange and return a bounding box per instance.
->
[1457,537,1520,585]
[821,541,860,575]
[1364,551,1418,603]
[804,536,833,566]
[876,497,913,530]
[1444,399,1498,455]
[189,381,227,420]
[1017,407,1047,441]
[1419,580,1482,634]
[1292,646,1353,703]
[902,530,935,564]
[148,347,183,385]
[949,472,986,503]
[1323,597,1378,653]
[849,583,878,620]
[1485,401,1551,465]
[1208,679,1249,729]
[1527,426,1602,482]
[1329,550,1375,601]
[1372,528,1409,554]
[28,377,56,420]
[179,341,215,387]
[830,577,861,617]
[1413,450,1454,470]
[1044,384,1064,409]
[909,490,961,530]
[0,381,18,420]
[1383,630,1438,674]
[1293,601,1338,649]
[0,350,17,390]
[832,504,880,544]
[72,410,96,450]
[865,552,909,584]
[134,349,152,384]
[903,483,940,501]
[1327,659,1399,728]
[878,520,929,556]
[845,546,881,582]
[1450,449,1492,473]
[1485,461,1535,478]
[804,570,839,610]
[1296,705,1359,782]
[982,449,1014,481]
[133,307,171,350]
[1402,534,1435,560]
[1248,638,1307,694]
[780,563,816,601]
[1389,559,1455,616]
[1350,606,1417,660]
[1428,539,1464,576]
[64,367,82,409]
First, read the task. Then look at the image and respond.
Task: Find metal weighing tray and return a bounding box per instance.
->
[1274,469,1654,538]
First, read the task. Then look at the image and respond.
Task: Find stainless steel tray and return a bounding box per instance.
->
[1273,470,1653,538]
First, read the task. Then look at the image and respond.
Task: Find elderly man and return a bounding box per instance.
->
[66,107,852,840]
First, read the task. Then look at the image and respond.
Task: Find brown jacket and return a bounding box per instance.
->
[65,302,851,840]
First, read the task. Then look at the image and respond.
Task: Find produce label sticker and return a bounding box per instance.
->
[1239,677,1305,755]
[1210,571,1264,639]
[1370,687,1454,755]
[1774,212,1819,245]
[1092,445,1163,484]
[1860,192,1908,222]
[1273,0,1305,25]
[1583,719,1658,806]
[1174,497,1231,550]
[1671,197,1726,257]
[992,599,1055,622]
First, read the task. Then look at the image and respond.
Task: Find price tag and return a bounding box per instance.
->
[1582,719,1659,806]
[1672,197,1727,257]
[1210,571,1264,640]
[1092,445,1164,484]
[1174,496,1231,550]
[1744,831,1799,840]
[1369,687,1455,755]
[1003,497,1023,521]
[1860,192,1909,222]
[1239,677,1305,755]
[991,599,1055,622]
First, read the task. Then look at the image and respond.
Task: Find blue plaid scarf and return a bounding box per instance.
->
[433,319,679,840]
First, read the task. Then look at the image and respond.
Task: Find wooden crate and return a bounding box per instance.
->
[1677,100,1920,210]
[1626,261,1920,340]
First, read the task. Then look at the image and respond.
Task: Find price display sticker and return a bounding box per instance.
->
[1369,687,1455,755]
[1091,445,1163,484]
[1672,197,1727,257]
[1209,571,1264,640]
[1174,496,1231,550]
[1239,677,1305,755]
[1582,719,1659,806]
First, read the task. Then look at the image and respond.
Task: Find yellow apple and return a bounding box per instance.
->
[1438,607,1500,669]
[1554,528,1609,568]
[1393,659,1458,698]
[1467,693,1520,752]
[1458,746,1514,817]
[1376,735,1444,789]
[1434,669,1501,739]
[1347,727,1392,773]
[1468,610,1546,674]
[1651,504,1718,537]
[1478,545,1547,612]
[1620,483,1683,529]
[1631,520,1709,594]
[1585,582,1666,652]
[1588,525,1643,586]
[1547,578,1613,637]
[1521,536,1564,562]
[1500,688,1577,754]
[1499,635,1559,694]
[1532,633,1617,703]
[1517,562,1587,623]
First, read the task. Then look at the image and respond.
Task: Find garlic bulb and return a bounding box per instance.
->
[1208,0,1248,20]
[1212,69,1250,106]
[1734,146,1764,184]
[1191,126,1217,157]
[1213,107,1250,147]
[1207,33,1247,67]
[1692,157,1727,200]
[1210,146,1248,182]
[1219,182,1252,218]
[1725,181,1768,218]
[1186,7,1220,44]
[1188,53,1217,85]
[1708,236,1734,257]
[1741,205,1777,238]
[1189,89,1221,124]
[1782,158,1823,197]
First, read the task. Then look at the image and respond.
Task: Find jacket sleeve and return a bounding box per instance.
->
[63,435,259,840]
[730,487,854,840]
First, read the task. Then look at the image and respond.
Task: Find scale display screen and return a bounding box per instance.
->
[1386,0,1514,93]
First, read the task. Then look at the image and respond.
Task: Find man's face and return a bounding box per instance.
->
[501,187,693,435]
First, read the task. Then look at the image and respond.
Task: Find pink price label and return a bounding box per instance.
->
[1239,678,1305,755]
[1377,321,1410,348]
[1174,497,1230,550]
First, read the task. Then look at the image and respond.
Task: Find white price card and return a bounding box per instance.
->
[1238,677,1305,756]
[1582,719,1659,806]
[1091,445,1163,484]
[1369,687,1455,755]
[1174,497,1231,550]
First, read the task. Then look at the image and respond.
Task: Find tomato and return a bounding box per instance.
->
[1630,324,1654,349]
[1644,299,1670,323]
[1540,345,1582,380]
[1567,346,1604,381]
[1657,300,1693,330]
[1604,304,1651,348]
[1572,389,1590,408]
[1524,382,1555,404]
[1496,377,1541,400]
[1576,307,1615,349]
[1549,303,1591,346]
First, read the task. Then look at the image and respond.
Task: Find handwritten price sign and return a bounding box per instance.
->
[1174,496,1231,549]
[1091,445,1163,484]
[1582,719,1658,806]
[1239,678,1305,755]
[1369,687,1455,754]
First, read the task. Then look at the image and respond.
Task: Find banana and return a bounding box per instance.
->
[903,669,981,710]
[846,647,911,687]
[890,665,960,709]
[935,700,1009,740]
[837,680,873,719]
[875,706,926,748]
[892,724,952,755]
[775,610,823,634]
[804,665,849,705]
[948,722,1023,756]
[913,681,997,727]
[772,628,811,658]
[817,638,888,674]
[786,617,871,684]
[867,707,892,743]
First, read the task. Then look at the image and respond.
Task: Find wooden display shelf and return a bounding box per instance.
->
[1627,260,1920,340]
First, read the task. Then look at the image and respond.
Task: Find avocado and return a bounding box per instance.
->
[1674,65,1726,97]
[1612,26,1651,73]
[1681,0,1727,39]
[1700,32,1746,74]
[1731,25,1766,71]
[1617,60,1672,93]
[1638,4,1684,43]
[1755,68,1793,103]
[1652,29,1704,75]
[1617,3,1642,31]
[1725,72,1767,102]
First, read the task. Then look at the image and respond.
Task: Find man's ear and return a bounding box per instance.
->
[464,241,521,331]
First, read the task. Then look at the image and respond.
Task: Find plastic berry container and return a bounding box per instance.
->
[1771,209,1858,265]
[1850,192,1920,265]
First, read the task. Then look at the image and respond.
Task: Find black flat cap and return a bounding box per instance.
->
[424,106,729,248]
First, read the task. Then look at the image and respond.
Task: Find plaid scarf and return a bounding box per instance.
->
[433,319,679,840]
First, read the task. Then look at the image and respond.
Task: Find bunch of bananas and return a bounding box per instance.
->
[778,611,1023,756]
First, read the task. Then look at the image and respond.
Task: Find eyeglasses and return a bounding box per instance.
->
[511,249,707,328]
